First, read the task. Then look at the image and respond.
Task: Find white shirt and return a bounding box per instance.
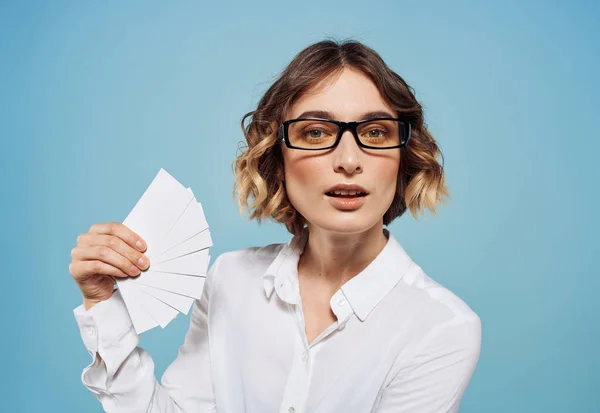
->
[73,228,481,413]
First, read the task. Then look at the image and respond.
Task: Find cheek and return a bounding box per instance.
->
[282,155,328,213]
[283,153,326,187]
[373,157,400,197]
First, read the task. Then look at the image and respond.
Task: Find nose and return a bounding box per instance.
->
[332,129,363,175]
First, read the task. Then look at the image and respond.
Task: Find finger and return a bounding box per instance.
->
[87,222,147,252]
[70,259,133,281]
[71,245,142,277]
[75,235,150,270]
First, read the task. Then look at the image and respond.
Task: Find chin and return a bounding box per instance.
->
[306,211,381,235]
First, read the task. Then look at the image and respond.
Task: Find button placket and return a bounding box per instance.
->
[279,334,310,413]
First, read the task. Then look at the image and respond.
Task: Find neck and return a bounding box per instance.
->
[298,221,389,289]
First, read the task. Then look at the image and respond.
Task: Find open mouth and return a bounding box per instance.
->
[325,190,368,198]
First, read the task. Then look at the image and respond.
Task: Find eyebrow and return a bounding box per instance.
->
[295,110,396,120]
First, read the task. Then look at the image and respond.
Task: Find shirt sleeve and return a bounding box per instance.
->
[375,316,482,413]
[72,255,222,413]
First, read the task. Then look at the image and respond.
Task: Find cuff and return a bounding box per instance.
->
[73,289,141,386]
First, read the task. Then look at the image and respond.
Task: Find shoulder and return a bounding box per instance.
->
[381,259,482,388]
[208,241,287,282]
[395,260,482,345]
[214,242,285,267]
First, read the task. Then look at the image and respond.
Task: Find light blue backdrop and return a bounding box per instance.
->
[1,1,598,412]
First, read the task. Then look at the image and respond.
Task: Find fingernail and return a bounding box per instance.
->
[136,240,144,250]
[138,257,147,267]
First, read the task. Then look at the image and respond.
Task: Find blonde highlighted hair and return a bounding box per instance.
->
[233,39,450,236]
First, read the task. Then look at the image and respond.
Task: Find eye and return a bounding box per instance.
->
[305,128,325,138]
[301,125,336,140]
[365,128,387,138]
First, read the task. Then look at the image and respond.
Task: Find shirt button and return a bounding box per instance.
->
[87,327,96,337]
[302,351,308,361]
[337,297,346,307]
[288,407,295,413]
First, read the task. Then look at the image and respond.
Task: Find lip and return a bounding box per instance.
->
[326,194,367,210]
[324,182,369,211]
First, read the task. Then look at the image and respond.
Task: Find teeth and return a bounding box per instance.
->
[332,190,363,196]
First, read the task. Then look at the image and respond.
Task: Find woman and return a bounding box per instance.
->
[70,39,481,413]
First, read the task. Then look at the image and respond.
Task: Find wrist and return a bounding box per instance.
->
[83,298,101,311]
[83,289,116,311]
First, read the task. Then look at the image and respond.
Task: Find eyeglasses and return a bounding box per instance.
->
[279,117,411,150]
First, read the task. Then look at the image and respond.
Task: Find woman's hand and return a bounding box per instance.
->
[69,222,150,310]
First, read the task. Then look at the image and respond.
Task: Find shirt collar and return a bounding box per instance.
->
[262,227,308,304]
[262,227,413,321]
[341,229,412,321]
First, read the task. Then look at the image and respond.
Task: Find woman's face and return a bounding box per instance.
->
[282,67,401,234]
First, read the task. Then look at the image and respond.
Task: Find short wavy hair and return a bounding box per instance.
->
[233,38,449,236]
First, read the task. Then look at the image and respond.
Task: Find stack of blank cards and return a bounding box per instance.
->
[116,168,213,334]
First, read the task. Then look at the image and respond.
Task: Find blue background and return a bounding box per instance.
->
[1,1,598,411]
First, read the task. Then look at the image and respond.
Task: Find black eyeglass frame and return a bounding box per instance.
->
[279,117,412,150]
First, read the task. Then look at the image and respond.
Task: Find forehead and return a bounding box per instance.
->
[286,67,395,120]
